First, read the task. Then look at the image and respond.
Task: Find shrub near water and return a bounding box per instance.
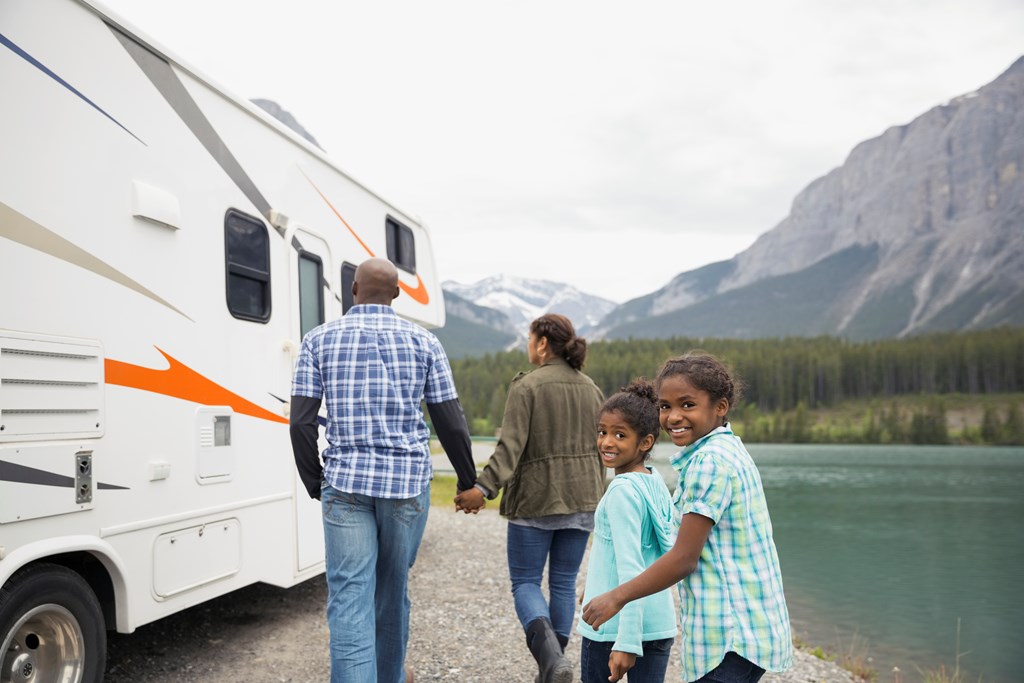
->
[729,395,1024,445]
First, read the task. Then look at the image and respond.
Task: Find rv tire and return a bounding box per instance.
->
[0,563,106,683]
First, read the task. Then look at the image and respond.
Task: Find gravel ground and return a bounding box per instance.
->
[105,507,857,683]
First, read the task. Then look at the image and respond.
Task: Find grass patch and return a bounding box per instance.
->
[794,632,876,682]
[430,474,460,508]
[835,632,877,682]
[917,620,979,683]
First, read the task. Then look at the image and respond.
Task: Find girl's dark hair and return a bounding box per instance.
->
[598,378,660,459]
[530,313,587,370]
[656,351,742,419]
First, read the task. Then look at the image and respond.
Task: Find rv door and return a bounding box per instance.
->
[289,227,333,572]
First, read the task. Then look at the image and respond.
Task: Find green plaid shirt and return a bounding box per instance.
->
[670,425,792,680]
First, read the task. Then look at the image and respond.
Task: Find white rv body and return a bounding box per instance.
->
[0,0,445,679]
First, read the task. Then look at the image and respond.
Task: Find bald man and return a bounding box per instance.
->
[290,257,477,683]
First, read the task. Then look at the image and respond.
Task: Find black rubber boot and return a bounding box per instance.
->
[534,633,569,683]
[525,617,573,683]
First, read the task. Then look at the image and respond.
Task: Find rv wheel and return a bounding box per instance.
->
[0,563,106,683]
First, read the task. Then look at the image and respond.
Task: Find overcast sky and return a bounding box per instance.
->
[100,0,1024,303]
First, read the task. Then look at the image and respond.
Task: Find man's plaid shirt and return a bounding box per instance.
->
[670,425,793,680]
[291,304,459,499]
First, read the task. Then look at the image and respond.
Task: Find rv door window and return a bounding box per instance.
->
[298,252,325,337]
[385,216,416,273]
[341,262,357,314]
[224,210,271,322]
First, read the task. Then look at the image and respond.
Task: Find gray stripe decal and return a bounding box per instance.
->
[109,25,342,309]
[108,25,283,237]
[0,201,194,321]
[0,460,128,490]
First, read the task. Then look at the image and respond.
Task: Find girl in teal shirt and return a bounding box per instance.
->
[577,380,677,683]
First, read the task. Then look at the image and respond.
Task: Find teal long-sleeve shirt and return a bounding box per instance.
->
[576,469,678,654]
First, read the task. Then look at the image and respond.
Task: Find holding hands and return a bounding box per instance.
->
[454,487,486,514]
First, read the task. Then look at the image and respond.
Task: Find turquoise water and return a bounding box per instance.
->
[650,442,1024,683]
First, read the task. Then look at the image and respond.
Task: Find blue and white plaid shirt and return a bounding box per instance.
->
[291,304,459,499]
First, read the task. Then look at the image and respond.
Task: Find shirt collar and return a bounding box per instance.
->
[669,423,734,471]
[347,304,396,316]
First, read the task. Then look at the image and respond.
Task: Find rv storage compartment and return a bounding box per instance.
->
[153,518,241,597]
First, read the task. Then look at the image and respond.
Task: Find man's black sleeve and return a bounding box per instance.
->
[426,398,477,492]
[289,395,324,500]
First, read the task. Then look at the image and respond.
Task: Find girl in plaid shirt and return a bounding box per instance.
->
[582,352,792,683]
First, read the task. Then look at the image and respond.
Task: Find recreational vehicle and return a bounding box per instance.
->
[0,0,446,680]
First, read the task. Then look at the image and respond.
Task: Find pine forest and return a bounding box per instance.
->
[447,327,1024,445]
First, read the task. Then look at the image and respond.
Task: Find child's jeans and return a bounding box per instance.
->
[693,651,766,683]
[580,636,673,683]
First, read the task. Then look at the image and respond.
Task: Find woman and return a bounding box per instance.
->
[455,314,605,683]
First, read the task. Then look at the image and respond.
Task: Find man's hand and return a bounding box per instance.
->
[581,590,624,630]
[454,487,485,514]
[608,651,636,682]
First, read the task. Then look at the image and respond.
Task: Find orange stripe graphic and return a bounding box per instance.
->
[301,170,430,305]
[398,273,430,305]
[105,348,288,424]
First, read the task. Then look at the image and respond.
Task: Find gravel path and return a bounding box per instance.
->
[106,506,857,682]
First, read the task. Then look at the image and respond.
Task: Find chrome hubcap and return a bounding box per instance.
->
[2,604,84,683]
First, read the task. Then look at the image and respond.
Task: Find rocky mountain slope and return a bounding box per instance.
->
[600,57,1024,341]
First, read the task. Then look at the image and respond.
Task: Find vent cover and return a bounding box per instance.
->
[0,332,104,441]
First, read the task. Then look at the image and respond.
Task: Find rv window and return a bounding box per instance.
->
[341,262,357,314]
[225,210,271,322]
[298,252,325,337]
[385,216,416,273]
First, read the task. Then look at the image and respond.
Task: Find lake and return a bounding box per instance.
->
[650,442,1024,683]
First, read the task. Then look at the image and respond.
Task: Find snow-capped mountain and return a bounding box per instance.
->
[443,275,617,338]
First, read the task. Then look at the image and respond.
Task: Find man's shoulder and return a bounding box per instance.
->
[303,317,347,341]
[391,318,442,346]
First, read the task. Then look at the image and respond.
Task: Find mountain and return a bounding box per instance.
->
[436,276,617,357]
[599,56,1024,341]
[444,275,617,334]
[251,98,323,150]
[432,291,517,359]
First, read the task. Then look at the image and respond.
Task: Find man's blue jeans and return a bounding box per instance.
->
[506,523,590,639]
[321,484,430,683]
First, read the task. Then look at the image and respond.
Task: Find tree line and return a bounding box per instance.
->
[447,327,1024,445]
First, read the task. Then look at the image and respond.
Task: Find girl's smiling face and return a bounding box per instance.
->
[658,375,729,447]
[597,410,654,475]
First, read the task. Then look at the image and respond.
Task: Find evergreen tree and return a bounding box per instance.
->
[1002,402,1024,445]
[981,404,1002,443]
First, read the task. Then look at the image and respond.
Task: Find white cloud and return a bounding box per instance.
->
[100,0,1024,302]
